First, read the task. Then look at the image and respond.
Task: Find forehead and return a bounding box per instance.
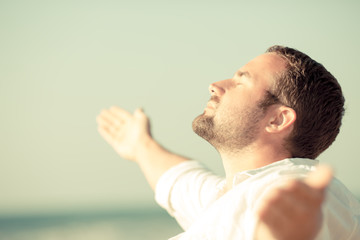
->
[239,53,286,88]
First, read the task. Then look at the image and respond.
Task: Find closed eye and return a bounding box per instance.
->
[234,79,243,86]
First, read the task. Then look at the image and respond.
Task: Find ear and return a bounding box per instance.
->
[265,106,296,134]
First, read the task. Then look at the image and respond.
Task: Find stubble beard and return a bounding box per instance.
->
[192,113,216,143]
[192,105,264,152]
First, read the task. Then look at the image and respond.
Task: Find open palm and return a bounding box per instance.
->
[96,106,151,161]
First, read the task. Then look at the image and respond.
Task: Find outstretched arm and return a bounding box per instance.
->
[96,106,189,190]
[255,165,333,240]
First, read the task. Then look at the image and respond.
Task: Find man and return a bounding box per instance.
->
[96,46,360,239]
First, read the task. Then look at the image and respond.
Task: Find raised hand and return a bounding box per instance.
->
[96,106,152,161]
[255,165,333,240]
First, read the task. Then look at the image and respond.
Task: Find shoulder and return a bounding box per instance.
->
[240,158,318,190]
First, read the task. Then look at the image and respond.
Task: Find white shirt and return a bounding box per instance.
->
[155,158,360,240]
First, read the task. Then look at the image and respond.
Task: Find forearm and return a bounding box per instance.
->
[135,136,190,190]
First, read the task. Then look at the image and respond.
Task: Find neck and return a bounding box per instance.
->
[218,142,291,192]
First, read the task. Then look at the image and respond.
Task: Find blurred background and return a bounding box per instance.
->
[1,0,359,239]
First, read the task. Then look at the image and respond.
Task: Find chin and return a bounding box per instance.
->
[192,113,215,141]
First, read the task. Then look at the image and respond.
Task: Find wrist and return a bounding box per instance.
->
[134,135,158,163]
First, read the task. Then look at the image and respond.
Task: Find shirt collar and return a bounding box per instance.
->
[232,158,319,187]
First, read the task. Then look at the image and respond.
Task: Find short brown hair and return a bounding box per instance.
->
[265,46,345,159]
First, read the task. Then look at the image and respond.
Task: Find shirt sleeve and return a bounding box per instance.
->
[249,168,360,240]
[315,178,360,240]
[155,160,224,230]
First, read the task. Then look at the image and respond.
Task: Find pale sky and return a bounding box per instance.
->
[0,0,359,215]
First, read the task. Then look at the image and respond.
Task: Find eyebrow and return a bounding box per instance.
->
[236,71,251,78]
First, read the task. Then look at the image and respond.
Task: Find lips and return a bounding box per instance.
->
[206,102,216,109]
[205,96,219,111]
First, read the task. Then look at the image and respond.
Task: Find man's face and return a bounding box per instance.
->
[192,53,286,151]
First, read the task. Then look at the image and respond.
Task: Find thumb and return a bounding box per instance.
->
[134,107,146,119]
[134,108,151,128]
[304,165,333,190]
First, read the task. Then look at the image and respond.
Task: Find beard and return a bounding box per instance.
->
[192,101,265,152]
[192,114,216,142]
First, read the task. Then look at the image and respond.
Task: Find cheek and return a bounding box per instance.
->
[214,100,242,124]
[222,95,248,114]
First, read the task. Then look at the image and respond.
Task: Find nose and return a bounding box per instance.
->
[208,79,228,96]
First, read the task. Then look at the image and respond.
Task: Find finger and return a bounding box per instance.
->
[96,114,112,128]
[277,178,326,207]
[98,126,115,145]
[257,179,320,220]
[256,190,294,240]
[97,112,121,137]
[134,108,148,122]
[257,202,285,232]
[304,165,333,190]
[257,186,299,220]
[98,109,120,126]
[109,106,132,121]
[134,108,143,117]
[97,113,121,136]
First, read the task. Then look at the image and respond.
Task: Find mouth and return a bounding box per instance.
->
[206,101,216,109]
[206,96,220,109]
[203,96,220,113]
